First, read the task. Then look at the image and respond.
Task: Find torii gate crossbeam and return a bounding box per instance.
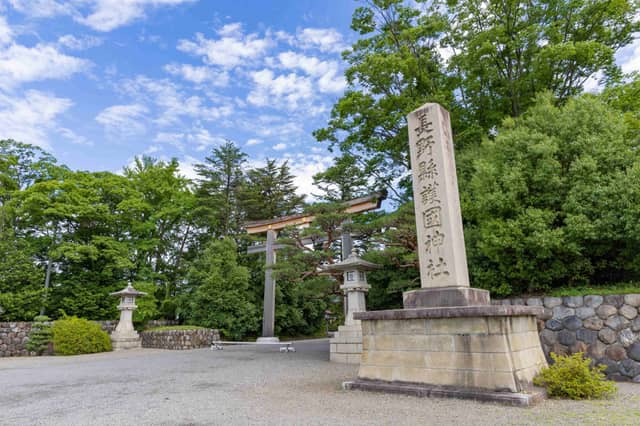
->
[245,192,386,342]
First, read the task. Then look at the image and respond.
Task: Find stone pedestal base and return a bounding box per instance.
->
[111,333,142,350]
[403,286,490,308]
[256,336,280,344]
[351,305,547,405]
[330,324,363,364]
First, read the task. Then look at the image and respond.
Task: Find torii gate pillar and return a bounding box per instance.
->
[257,228,279,343]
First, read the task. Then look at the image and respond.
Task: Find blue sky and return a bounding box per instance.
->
[0,0,360,197]
[0,1,639,200]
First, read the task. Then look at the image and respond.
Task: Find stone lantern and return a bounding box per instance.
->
[110,282,146,350]
[323,249,380,364]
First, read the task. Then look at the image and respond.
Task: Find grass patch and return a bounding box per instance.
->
[546,283,640,297]
[145,325,206,331]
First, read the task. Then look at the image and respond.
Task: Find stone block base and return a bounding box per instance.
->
[330,324,363,364]
[343,379,545,407]
[111,337,142,350]
[351,305,547,403]
[403,286,490,308]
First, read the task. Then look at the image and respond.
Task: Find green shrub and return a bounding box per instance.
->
[533,352,617,399]
[52,316,112,355]
[25,315,52,355]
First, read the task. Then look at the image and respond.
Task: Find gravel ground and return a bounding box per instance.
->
[1,339,640,426]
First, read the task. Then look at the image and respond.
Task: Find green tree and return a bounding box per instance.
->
[240,159,305,221]
[194,141,247,238]
[180,238,259,339]
[314,0,452,199]
[445,0,639,129]
[466,93,640,295]
[312,154,370,201]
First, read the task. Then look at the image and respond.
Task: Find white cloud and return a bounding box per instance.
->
[0,43,90,89]
[119,75,234,126]
[247,69,313,109]
[7,0,74,18]
[57,127,90,145]
[246,138,262,146]
[78,0,196,32]
[0,15,13,46]
[177,23,274,68]
[8,0,195,32]
[177,154,200,180]
[164,63,229,86]
[58,34,103,50]
[296,28,347,53]
[0,90,73,149]
[273,142,286,150]
[279,152,335,200]
[618,37,640,74]
[278,51,345,93]
[95,104,148,136]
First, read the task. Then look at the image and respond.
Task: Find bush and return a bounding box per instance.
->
[25,315,52,355]
[52,316,112,355]
[533,352,617,399]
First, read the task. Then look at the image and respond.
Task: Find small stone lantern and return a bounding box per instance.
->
[110,282,146,350]
[323,250,380,363]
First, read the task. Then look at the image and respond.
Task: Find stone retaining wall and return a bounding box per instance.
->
[96,319,180,334]
[0,322,32,357]
[140,329,220,350]
[493,294,640,382]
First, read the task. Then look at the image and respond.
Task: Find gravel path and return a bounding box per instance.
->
[1,339,639,426]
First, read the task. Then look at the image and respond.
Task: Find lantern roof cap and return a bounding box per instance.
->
[110,282,147,297]
[322,249,381,272]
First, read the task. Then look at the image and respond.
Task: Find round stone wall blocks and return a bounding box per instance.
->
[570,341,587,354]
[576,328,598,344]
[598,328,617,345]
[584,295,604,308]
[558,330,577,346]
[605,315,630,331]
[543,297,563,308]
[562,316,582,331]
[575,307,595,320]
[583,317,604,331]
[598,358,619,374]
[596,304,617,319]
[632,317,640,332]
[553,306,575,319]
[605,344,627,361]
[619,304,638,320]
[618,329,637,348]
[604,294,625,308]
[620,359,640,378]
[540,329,557,346]
[563,296,584,308]
[629,343,640,362]
[623,294,640,307]
[545,319,563,331]
[587,340,606,359]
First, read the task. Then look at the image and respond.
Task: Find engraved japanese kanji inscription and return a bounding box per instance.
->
[407,103,470,288]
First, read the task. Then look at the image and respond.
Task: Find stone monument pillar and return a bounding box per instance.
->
[110,283,146,350]
[344,104,548,406]
[325,250,380,364]
[402,104,489,309]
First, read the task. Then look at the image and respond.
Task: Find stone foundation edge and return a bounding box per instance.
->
[343,379,545,407]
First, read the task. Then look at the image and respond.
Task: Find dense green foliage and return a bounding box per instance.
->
[52,316,112,355]
[179,238,259,340]
[534,352,617,399]
[25,315,52,355]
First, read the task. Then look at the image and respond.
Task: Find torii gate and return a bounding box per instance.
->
[245,192,386,342]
